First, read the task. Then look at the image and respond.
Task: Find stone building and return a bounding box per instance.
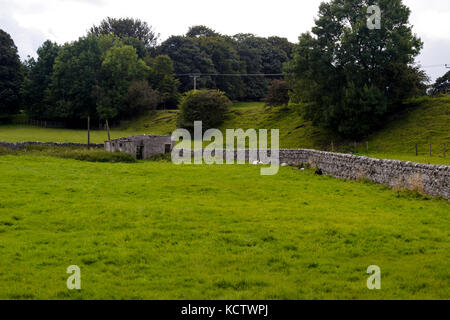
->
[105,135,174,159]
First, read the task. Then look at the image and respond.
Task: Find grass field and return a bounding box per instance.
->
[0,154,449,300]
[1,96,449,164]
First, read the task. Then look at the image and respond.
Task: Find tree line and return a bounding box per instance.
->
[0,18,292,127]
[1,0,449,137]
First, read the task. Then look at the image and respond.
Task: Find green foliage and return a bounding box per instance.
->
[21,40,60,119]
[146,55,181,107]
[59,149,136,163]
[159,30,293,100]
[158,35,216,92]
[186,25,219,38]
[177,89,231,131]
[0,29,23,119]
[51,35,115,120]
[126,80,160,114]
[89,17,158,49]
[264,79,290,107]
[1,96,448,165]
[0,145,136,162]
[431,71,450,96]
[96,45,149,120]
[0,157,448,299]
[51,35,152,122]
[286,0,426,137]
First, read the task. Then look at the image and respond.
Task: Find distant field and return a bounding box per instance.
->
[0,155,449,299]
[1,96,449,164]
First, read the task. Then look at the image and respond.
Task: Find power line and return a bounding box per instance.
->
[420,64,450,69]
[174,73,285,77]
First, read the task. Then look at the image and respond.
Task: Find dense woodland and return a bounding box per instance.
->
[1,0,449,137]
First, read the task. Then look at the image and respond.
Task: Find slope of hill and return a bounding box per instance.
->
[0,96,448,163]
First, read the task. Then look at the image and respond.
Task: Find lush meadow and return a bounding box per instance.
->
[0,155,448,299]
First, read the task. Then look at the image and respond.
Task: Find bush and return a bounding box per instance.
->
[59,150,137,163]
[177,89,231,132]
[264,80,290,107]
[0,145,136,163]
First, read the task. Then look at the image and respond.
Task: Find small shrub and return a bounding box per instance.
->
[177,89,231,132]
[60,150,136,163]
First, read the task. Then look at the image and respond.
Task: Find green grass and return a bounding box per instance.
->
[362,153,450,166]
[0,155,449,300]
[1,96,449,164]
[367,95,450,155]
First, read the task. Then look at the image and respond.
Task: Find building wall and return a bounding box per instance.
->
[105,136,173,159]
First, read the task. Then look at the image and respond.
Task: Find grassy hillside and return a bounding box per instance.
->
[0,155,448,299]
[0,95,448,163]
[367,95,450,155]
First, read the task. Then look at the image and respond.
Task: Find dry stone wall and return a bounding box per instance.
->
[0,141,104,150]
[176,148,450,200]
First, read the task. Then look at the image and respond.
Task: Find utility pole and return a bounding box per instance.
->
[190,74,201,90]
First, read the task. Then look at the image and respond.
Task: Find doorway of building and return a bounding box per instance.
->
[136,144,144,160]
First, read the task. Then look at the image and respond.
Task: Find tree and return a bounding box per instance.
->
[234,34,289,100]
[89,17,158,49]
[96,45,149,120]
[0,29,23,119]
[186,25,219,38]
[286,0,425,137]
[158,36,216,92]
[126,80,160,114]
[21,40,60,119]
[264,80,290,107]
[51,35,117,121]
[146,55,180,107]
[431,71,450,96]
[195,35,244,100]
[177,89,231,131]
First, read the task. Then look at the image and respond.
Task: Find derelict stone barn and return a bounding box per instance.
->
[105,135,174,159]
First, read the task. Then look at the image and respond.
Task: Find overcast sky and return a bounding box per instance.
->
[1,0,449,82]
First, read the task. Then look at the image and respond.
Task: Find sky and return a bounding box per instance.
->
[1,0,449,82]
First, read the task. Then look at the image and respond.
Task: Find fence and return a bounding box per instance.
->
[326,141,449,159]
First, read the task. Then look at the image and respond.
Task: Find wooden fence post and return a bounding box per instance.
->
[444,144,446,158]
[87,116,90,149]
[429,144,432,157]
[415,143,418,156]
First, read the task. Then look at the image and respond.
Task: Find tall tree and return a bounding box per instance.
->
[431,71,450,96]
[51,35,119,121]
[146,55,180,107]
[95,45,149,120]
[21,40,60,119]
[89,17,158,49]
[158,36,216,92]
[286,0,425,137]
[0,29,23,119]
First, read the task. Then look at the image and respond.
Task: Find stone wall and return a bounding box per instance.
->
[0,141,104,150]
[175,148,450,200]
[279,149,449,200]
